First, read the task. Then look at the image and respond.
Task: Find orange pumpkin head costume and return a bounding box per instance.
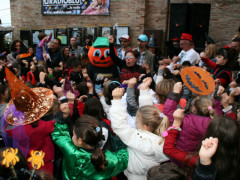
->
[88,37,116,68]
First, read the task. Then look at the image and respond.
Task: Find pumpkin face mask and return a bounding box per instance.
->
[88,37,116,68]
[88,46,114,67]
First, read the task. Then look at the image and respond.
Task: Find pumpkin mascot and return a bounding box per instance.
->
[87,37,119,92]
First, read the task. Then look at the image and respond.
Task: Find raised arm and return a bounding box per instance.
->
[46,32,53,43]
[163,82,182,124]
[163,109,198,167]
[138,77,154,107]
[108,35,125,69]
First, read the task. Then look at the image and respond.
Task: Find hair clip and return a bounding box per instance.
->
[208,106,213,110]
[96,127,101,133]
[162,131,168,137]
[109,81,121,86]
[159,113,165,118]
[1,148,19,179]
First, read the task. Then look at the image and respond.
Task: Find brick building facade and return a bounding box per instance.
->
[10,0,240,53]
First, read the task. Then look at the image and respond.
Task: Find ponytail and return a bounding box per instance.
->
[208,106,215,119]
[194,96,215,118]
[91,148,108,172]
[155,115,170,145]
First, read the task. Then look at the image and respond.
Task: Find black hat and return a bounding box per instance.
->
[204,32,216,44]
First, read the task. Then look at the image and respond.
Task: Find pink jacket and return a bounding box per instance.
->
[163,92,221,152]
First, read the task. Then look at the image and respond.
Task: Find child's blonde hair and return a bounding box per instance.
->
[137,105,169,144]
[155,79,174,104]
[193,96,215,119]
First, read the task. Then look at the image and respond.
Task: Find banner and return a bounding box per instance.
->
[42,0,110,15]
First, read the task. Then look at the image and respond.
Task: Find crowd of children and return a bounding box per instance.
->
[0,30,240,180]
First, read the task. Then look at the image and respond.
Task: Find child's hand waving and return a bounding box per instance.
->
[108,35,114,43]
[66,91,75,104]
[199,137,218,165]
[112,88,124,100]
[128,78,137,88]
[138,77,152,90]
[173,109,184,127]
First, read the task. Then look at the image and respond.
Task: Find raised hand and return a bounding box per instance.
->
[66,91,75,104]
[128,78,137,88]
[199,137,218,165]
[172,109,185,127]
[39,72,46,83]
[138,77,152,90]
[173,82,182,94]
[108,35,115,43]
[53,85,64,98]
[77,95,88,102]
[112,88,124,100]
[217,85,224,96]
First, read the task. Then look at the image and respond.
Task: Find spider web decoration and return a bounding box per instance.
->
[181,66,215,95]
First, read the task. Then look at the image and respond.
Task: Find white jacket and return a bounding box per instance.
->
[109,89,169,180]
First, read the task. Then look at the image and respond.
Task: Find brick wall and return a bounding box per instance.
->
[145,0,240,49]
[11,0,146,48]
[11,0,240,51]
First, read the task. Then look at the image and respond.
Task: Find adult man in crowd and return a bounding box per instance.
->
[69,37,84,57]
[46,38,63,68]
[230,37,240,70]
[230,37,240,54]
[172,33,199,66]
[133,34,154,73]
[117,34,131,60]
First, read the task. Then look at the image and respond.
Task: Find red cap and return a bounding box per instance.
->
[120,34,130,41]
[181,33,193,42]
[171,37,179,41]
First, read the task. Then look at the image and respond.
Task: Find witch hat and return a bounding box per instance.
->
[204,32,216,44]
[148,33,157,48]
[4,67,54,125]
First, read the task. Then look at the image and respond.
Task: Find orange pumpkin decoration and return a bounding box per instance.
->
[181,66,215,95]
[88,37,116,68]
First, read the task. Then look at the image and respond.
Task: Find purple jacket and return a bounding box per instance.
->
[163,92,221,152]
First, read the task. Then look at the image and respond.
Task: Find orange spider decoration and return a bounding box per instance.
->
[27,150,45,169]
[1,148,19,168]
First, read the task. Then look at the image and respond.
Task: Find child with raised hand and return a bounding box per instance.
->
[109,78,169,180]
[51,112,128,180]
[164,108,240,180]
[163,82,217,153]
[98,79,121,119]
[36,32,52,61]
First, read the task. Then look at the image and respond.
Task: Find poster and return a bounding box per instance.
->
[42,0,110,15]
[101,27,111,37]
[44,29,54,41]
[56,29,68,45]
[57,36,67,44]
[33,31,40,44]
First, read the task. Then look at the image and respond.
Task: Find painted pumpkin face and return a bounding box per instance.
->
[88,46,116,67]
[181,66,215,95]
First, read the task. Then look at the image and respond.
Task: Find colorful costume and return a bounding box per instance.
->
[51,122,128,180]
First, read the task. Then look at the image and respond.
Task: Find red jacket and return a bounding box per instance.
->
[163,129,199,167]
[5,120,56,176]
